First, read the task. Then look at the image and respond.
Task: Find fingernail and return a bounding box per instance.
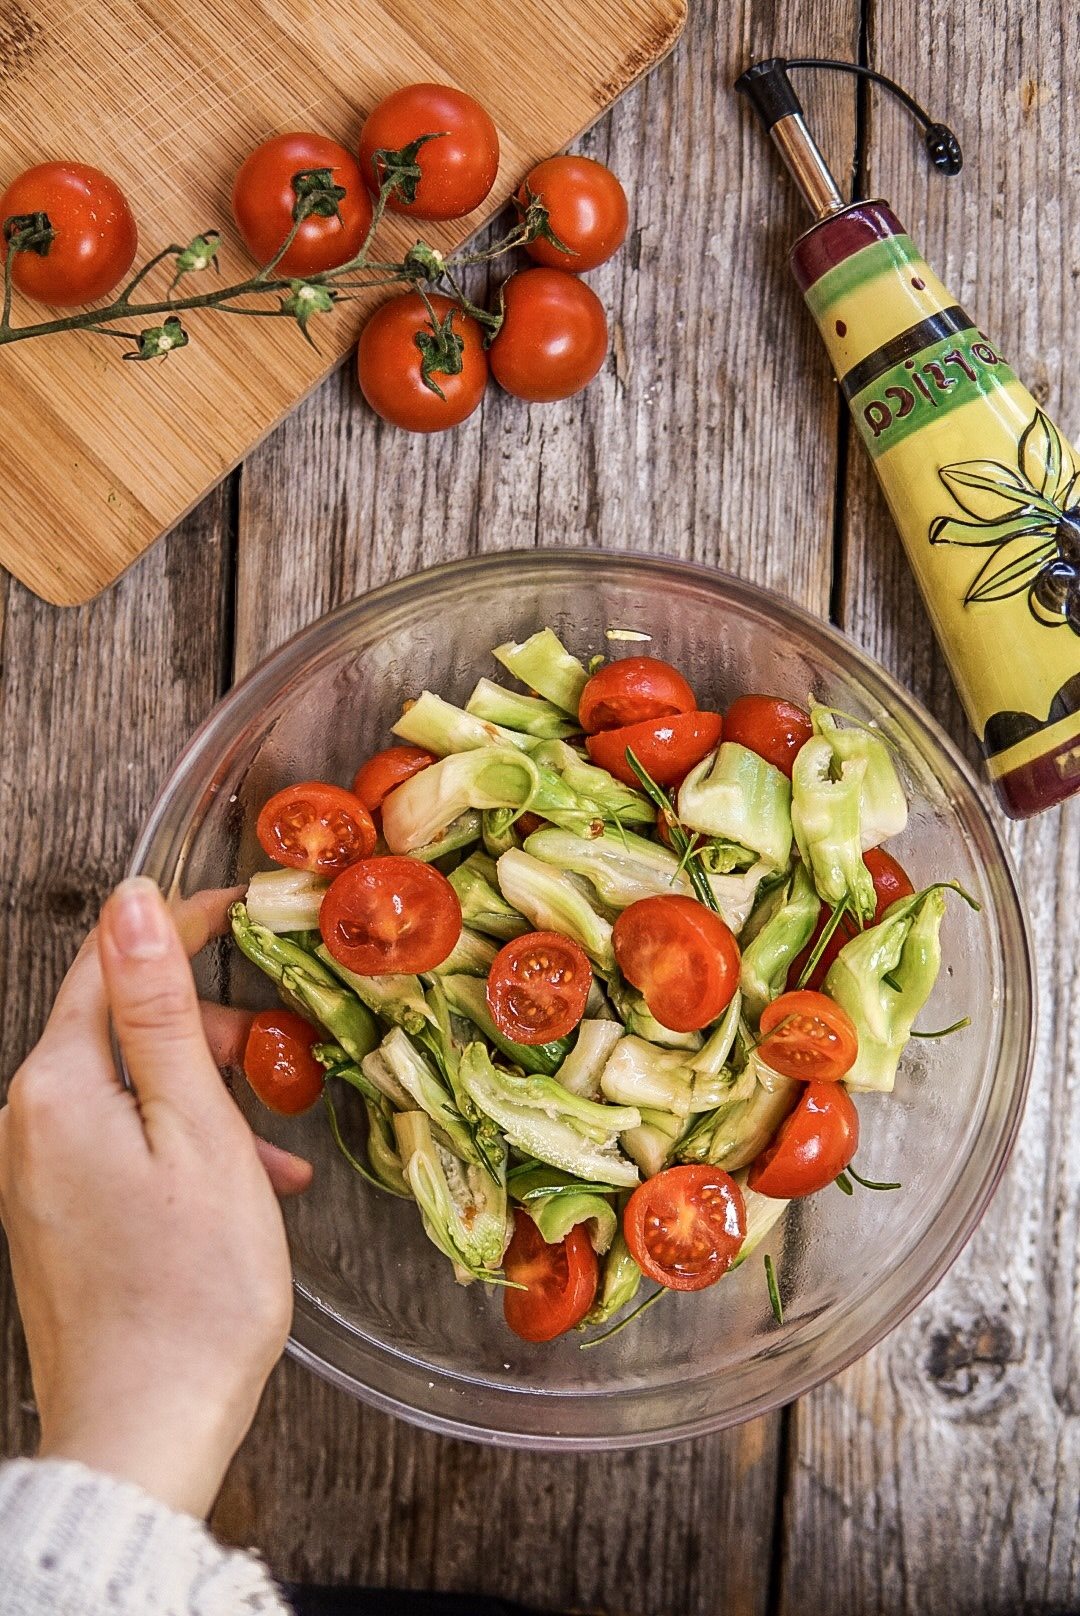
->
[109,878,170,960]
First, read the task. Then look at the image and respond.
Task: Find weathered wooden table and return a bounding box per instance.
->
[2,3,1078,1611]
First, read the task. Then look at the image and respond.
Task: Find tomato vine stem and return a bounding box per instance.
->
[0,156,559,362]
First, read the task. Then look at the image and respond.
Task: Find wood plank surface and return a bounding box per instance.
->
[3,1,1078,1613]
[0,0,684,606]
[778,4,1080,1613]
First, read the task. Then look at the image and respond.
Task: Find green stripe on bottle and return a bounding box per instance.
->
[804,234,924,320]
[848,327,1019,459]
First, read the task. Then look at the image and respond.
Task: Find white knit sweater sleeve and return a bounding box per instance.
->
[0,1458,292,1616]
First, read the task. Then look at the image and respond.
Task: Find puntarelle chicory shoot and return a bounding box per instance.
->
[230,623,969,1340]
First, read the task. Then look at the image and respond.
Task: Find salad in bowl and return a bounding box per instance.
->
[228,624,973,1345]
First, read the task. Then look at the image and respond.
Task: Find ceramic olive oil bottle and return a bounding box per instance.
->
[738,59,1080,818]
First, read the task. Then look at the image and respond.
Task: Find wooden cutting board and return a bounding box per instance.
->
[0,0,685,605]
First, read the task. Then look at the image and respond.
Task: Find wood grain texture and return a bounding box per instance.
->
[221,3,858,1609]
[778,4,1080,1613]
[0,0,684,605]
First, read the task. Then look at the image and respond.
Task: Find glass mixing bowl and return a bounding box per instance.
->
[129,550,1033,1449]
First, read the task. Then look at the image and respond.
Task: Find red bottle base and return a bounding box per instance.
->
[993,725,1080,818]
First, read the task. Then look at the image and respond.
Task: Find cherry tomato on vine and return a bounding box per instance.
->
[320,856,461,975]
[722,695,813,779]
[623,1164,746,1291]
[486,930,591,1046]
[788,846,916,991]
[516,155,628,272]
[353,745,436,814]
[747,1080,859,1199]
[613,894,740,1033]
[586,710,722,788]
[489,268,607,402]
[357,291,488,432]
[579,656,696,734]
[0,162,137,306]
[243,1008,324,1115]
[503,1210,598,1341]
[256,781,376,875]
[756,990,858,1083]
[359,83,499,220]
[232,133,372,277]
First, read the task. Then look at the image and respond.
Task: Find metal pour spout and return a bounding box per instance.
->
[735,57,963,221]
[735,59,845,220]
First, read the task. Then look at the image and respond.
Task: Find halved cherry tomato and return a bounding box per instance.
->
[352,745,436,814]
[358,83,499,220]
[578,656,696,734]
[487,930,591,1045]
[489,267,607,402]
[586,710,722,788]
[788,846,916,991]
[623,1164,745,1291]
[243,1008,324,1115]
[748,1081,859,1199]
[0,162,137,306]
[516,812,547,838]
[257,781,376,875]
[516,155,629,273]
[357,291,488,432]
[320,856,461,975]
[722,695,813,779]
[503,1209,598,1342]
[757,989,858,1082]
[613,894,740,1033]
[232,133,372,277]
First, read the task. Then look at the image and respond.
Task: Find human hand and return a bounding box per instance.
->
[0,877,313,1518]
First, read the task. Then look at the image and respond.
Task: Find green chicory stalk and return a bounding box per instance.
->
[367,1027,480,1165]
[230,905,379,1064]
[425,926,499,978]
[363,1097,413,1198]
[459,1043,641,1187]
[448,856,530,940]
[315,948,437,1037]
[811,704,908,850]
[599,1037,738,1118]
[555,1019,625,1099]
[523,823,706,909]
[583,1229,643,1326]
[790,737,876,922]
[729,1175,790,1269]
[677,742,793,872]
[492,628,590,715]
[438,973,569,1076]
[392,1110,511,1284]
[620,1107,683,1177]
[531,740,655,827]
[381,747,540,853]
[738,861,820,1021]
[392,690,537,755]
[677,1057,796,1171]
[245,868,329,933]
[508,1165,617,1255]
[496,849,616,973]
[824,886,947,1092]
[603,973,704,1050]
[406,810,484,863]
[466,677,580,740]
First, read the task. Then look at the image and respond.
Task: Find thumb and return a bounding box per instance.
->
[99,878,231,1130]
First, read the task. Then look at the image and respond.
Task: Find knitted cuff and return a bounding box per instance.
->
[0,1458,290,1616]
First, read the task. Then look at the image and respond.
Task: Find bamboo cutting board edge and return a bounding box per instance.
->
[1,1,687,607]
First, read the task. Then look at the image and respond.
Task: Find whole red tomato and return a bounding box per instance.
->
[357,291,488,433]
[517,155,628,272]
[359,83,499,220]
[489,268,607,402]
[0,162,137,306]
[232,133,372,277]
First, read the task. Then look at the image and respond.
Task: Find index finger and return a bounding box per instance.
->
[170,886,246,958]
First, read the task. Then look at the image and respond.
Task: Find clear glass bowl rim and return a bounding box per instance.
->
[128,548,1035,1449]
